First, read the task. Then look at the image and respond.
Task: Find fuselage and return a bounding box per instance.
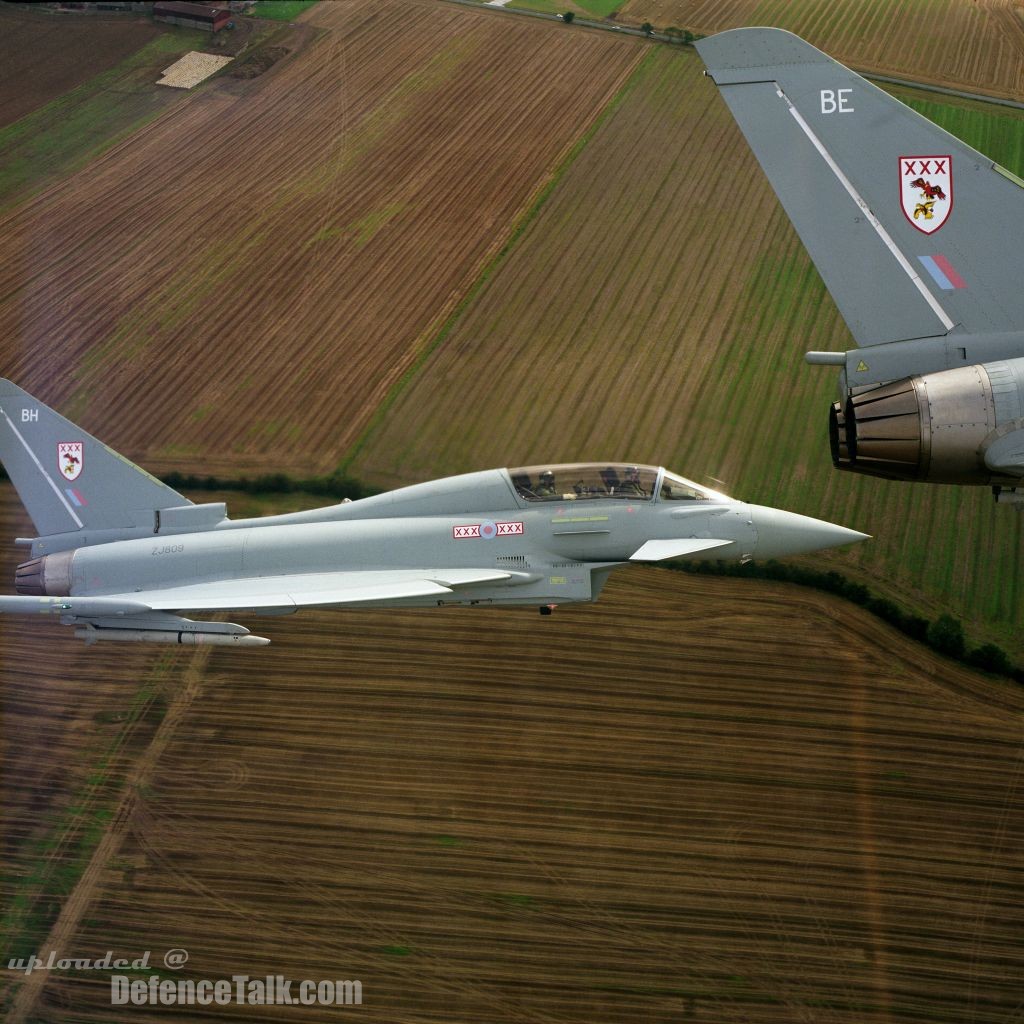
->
[37,466,751,609]
[18,464,864,613]
[64,466,749,602]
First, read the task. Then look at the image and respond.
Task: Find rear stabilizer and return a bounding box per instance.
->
[0,379,191,539]
[696,28,1024,348]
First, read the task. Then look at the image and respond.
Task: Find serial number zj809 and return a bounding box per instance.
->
[152,544,185,556]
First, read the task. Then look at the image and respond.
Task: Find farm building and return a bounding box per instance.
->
[153,0,230,31]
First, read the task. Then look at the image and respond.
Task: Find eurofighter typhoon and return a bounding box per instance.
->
[697,29,1024,501]
[0,380,866,646]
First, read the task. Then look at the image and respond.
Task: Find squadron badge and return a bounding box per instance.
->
[900,156,952,234]
[58,442,83,481]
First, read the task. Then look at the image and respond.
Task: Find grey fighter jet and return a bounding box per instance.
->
[0,380,867,646]
[697,29,1024,502]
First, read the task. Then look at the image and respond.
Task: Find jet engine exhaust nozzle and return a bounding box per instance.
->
[828,361,1024,485]
[15,550,74,596]
[832,377,925,481]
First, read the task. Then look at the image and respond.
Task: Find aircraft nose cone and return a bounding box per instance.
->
[751,505,870,559]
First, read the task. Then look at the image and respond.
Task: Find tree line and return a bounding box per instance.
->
[672,558,1020,682]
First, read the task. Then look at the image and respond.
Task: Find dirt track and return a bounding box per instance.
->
[0,6,160,129]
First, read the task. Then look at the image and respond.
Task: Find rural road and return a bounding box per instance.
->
[444,0,1024,111]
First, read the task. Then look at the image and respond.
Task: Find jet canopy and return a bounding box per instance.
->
[508,464,727,503]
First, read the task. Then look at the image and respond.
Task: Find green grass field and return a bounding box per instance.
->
[895,88,1024,170]
[251,0,320,20]
[576,0,627,14]
[346,45,1024,656]
[507,0,575,13]
[507,0,626,16]
[0,30,207,212]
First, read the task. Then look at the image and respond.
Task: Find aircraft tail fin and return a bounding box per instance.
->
[0,379,191,538]
[696,28,1024,348]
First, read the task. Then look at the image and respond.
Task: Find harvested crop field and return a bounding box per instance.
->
[0,24,215,212]
[1,481,1021,1023]
[0,490,190,1017]
[0,0,642,479]
[348,45,1024,657]
[3,8,1024,1022]
[0,6,162,130]
[618,0,1024,100]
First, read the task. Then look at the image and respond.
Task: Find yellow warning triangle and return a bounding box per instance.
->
[856,360,869,372]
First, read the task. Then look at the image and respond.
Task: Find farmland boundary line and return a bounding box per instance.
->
[337,45,656,475]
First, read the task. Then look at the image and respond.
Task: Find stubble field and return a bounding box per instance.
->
[348,44,1024,657]
[3,5,1024,1023]
[0,0,642,478]
[1,480,1021,1023]
[617,0,1024,100]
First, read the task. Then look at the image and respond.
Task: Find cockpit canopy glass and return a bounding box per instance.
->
[659,470,724,502]
[510,463,659,502]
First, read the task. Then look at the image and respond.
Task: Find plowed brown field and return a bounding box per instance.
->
[1,479,1021,1023]
[618,0,1024,100]
[0,6,161,129]
[4,7,1024,1023]
[0,0,642,478]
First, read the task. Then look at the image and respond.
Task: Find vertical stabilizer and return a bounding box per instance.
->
[0,379,190,537]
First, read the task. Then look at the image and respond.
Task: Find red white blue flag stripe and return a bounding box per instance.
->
[918,254,966,290]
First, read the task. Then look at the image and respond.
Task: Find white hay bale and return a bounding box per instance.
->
[157,52,233,90]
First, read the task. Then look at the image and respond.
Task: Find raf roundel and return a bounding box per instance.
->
[452,521,524,540]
